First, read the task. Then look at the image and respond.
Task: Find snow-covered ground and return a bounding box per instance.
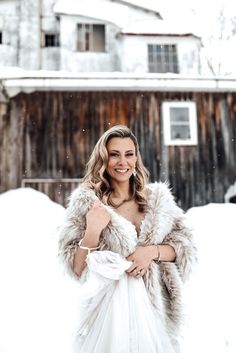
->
[0,188,235,353]
[0,189,80,353]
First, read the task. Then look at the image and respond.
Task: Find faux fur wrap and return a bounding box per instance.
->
[58,182,197,349]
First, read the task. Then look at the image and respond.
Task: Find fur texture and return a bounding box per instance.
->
[58,182,197,349]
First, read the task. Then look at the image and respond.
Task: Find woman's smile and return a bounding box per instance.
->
[106,137,137,182]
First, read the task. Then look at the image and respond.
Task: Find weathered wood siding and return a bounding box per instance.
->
[0,91,236,209]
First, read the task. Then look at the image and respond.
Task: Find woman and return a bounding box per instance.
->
[58,125,196,353]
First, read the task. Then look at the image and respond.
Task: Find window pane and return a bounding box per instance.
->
[44,33,60,47]
[148,44,179,73]
[170,125,191,140]
[170,107,189,123]
[77,24,84,51]
[92,24,105,52]
[0,32,2,44]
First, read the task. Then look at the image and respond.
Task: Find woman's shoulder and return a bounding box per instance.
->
[67,182,97,207]
[146,181,183,217]
[146,181,174,201]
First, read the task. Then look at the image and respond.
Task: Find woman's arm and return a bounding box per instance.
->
[161,218,197,281]
[58,191,111,278]
[72,202,111,277]
[126,243,176,277]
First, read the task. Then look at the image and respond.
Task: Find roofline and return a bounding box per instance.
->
[2,73,236,97]
[111,0,162,19]
[119,32,201,39]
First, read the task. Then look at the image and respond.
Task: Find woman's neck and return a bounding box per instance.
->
[110,181,130,199]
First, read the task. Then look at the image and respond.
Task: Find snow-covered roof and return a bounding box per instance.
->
[120,19,200,38]
[1,68,236,97]
[54,0,129,28]
[54,0,198,39]
[112,0,162,17]
[54,0,161,21]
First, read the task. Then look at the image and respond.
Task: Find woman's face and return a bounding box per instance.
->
[106,137,137,183]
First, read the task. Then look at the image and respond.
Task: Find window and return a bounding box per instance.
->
[148,44,179,73]
[43,33,60,47]
[162,102,198,145]
[0,32,2,44]
[77,24,105,52]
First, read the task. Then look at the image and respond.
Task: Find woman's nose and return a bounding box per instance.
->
[118,155,127,164]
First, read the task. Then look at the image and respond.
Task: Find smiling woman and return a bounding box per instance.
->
[58,125,196,353]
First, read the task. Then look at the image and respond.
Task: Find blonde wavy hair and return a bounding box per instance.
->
[83,125,149,212]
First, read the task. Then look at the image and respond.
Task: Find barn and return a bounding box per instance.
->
[0,72,236,210]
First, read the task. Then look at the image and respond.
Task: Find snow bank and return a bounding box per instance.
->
[182,203,236,353]
[0,188,235,353]
[0,188,80,353]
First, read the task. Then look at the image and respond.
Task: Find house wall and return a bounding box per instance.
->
[120,35,201,74]
[0,0,202,73]
[0,0,60,70]
[40,0,60,70]
[59,15,121,72]
[1,90,235,210]
[0,0,19,67]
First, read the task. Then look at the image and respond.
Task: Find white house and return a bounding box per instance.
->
[0,0,201,74]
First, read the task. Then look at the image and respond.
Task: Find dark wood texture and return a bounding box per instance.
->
[0,91,236,209]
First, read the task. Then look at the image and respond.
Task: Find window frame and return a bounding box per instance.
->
[42,32,60,48]
[77,23,106,52]
[148,44,179,73]
[162,101,198,146]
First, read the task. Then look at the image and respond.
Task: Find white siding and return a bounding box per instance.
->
[0,0,202,74]
[59,15,121,72]
[0,0,19,67]
[120,35,201,74]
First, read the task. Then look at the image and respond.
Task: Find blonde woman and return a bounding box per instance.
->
[58,125,196,353]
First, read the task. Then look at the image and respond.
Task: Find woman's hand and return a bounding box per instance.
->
[83,201,111,246]
[73,201,111,277]
[126,245,157,278]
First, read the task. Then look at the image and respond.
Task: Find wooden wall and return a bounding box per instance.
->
[0,91,236,209]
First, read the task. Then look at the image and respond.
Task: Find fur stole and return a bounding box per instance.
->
[58,182,197,346]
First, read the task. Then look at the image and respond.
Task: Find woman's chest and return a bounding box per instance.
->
[115,201,145,235]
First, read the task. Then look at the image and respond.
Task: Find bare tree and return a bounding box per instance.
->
[199,7,236,75]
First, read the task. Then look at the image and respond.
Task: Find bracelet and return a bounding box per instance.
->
[78,238,100,255]
[155,245,161,263]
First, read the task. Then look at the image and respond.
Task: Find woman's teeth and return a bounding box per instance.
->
[115,169,128,174]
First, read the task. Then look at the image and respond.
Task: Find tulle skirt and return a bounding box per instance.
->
[73,251,175,353]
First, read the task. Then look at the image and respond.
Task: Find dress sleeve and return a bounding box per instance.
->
[57,187,91,278]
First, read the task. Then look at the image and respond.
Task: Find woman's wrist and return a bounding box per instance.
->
[78,238,100,254]
[82,230,100,248]
[149,245,161,262]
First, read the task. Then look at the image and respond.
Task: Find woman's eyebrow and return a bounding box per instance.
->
[109,149,134,152]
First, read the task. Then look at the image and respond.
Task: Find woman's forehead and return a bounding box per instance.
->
[106,137,135,151]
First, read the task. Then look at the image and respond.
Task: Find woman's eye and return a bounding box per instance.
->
[109,153,119,157]
[126,153,134,157]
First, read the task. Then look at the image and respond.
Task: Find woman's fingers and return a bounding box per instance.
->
[126,262,137,273]
[126,265,146,277]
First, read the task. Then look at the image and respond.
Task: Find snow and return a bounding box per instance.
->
[54,0,197,36]
[0,187,236,353]
[0,188,81,353]
[121,19,199,36]
[54,0,130,28]
[182,203,236,353]
[2,68,236,98]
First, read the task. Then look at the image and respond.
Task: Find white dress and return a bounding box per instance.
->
[73,250,175,353]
